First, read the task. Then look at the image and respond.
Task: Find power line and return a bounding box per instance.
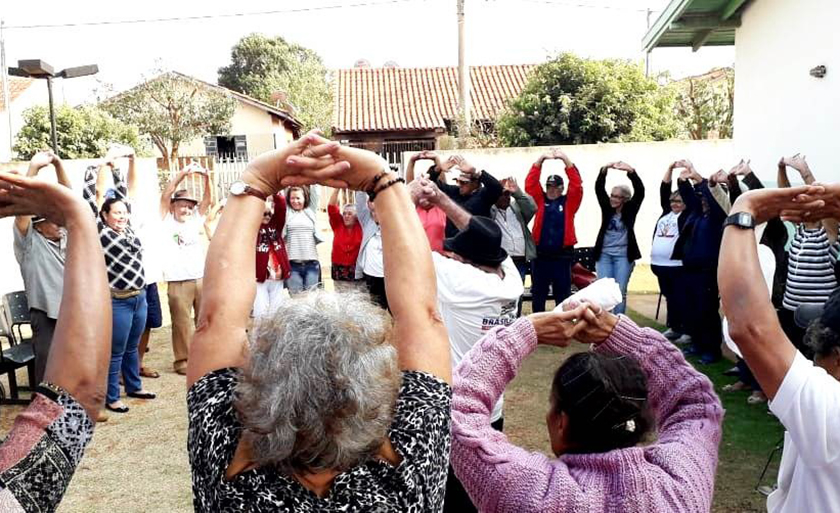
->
[3,0,425,30]
[515,0,656,13]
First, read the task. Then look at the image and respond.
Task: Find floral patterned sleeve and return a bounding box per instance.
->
[0,386,94,512]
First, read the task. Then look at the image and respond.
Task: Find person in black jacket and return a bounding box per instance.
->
[672,159,727,364]
[594,161,645,315]
[651,162,688,342]
[428,155,503,238]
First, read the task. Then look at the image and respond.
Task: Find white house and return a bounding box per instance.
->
[0,77,40,163]
[644,0,838,182]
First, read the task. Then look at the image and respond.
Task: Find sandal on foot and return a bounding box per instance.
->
[106,402,129,413]
[127,390,156,400]
[140,367,160,379]
[747,391,768,404]
[722,382,750,392]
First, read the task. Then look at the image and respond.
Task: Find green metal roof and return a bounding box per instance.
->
[643,0,753,52]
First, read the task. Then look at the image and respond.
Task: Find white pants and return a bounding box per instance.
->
[254,280,287,318]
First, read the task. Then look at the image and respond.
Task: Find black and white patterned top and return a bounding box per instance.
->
[83,165,146,291]
[187,368,452,512]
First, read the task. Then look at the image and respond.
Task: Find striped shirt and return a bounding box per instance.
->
[783,225,839,311]
[83,166,146,291]
[284,210,319,261]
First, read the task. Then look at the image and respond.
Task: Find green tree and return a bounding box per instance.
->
[13,104,146,160]
[497,53,678,146]
[673,68,734,140]
[218,33,332,132]
[103,71,236,169]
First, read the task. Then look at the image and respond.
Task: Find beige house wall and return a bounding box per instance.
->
[166,102,295,158]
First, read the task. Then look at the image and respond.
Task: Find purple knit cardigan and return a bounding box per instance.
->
[451,316,724,512]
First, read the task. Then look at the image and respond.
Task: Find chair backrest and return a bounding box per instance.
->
[0,304,14,345]
[3,291,31,327]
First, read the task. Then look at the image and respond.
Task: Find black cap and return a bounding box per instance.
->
[443,216,508,267]
[546,175,564,187]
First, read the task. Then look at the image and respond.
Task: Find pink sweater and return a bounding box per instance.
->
[451,316,723,512]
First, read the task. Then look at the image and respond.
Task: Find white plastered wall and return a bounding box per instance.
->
[734,0,840,183]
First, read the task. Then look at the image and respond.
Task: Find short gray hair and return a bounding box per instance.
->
[613,185,632,200]
[342,203,357,215]
[235,290,400,474]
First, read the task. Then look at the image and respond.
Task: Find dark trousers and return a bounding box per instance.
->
[30,309,57,384]
[681,266,722,359]
[737,358,762,392]
[651,265,686,334]
[512,256,528,317]
[531,256,572,313]
[364,274,389,311]
[443,417,504,513]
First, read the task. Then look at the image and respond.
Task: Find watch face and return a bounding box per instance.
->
[230,181,245,195]
[739,213,752,226]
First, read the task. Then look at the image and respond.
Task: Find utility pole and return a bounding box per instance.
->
[645,8,652,77]
[457,0,471,139]
[0,20,13,159]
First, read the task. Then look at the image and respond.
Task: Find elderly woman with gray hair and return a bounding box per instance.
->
[594,161,645,315]
[186,133,454,511]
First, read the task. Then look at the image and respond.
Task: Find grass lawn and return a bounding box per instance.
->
[0,298,783,512]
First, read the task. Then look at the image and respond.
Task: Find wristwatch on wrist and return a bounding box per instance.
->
[229,181,268,201]
[723,211,756,230]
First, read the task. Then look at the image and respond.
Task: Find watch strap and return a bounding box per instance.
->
[230,181,268,201]
[723,211,756,230]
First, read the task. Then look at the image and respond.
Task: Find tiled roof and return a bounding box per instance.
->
[0,78,35,112]
[332,65,535,133]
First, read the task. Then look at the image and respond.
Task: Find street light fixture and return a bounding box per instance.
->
[8,59,98,153]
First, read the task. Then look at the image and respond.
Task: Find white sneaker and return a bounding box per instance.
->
[674,334,692,345]
[662,328,680,340]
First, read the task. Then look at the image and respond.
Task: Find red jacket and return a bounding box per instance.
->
[525,163,583,247]
[255,194,291,283]
[328,204,363,267]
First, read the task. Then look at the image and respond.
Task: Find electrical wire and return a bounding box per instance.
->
[515,0,657,13]
[3,0,425,30]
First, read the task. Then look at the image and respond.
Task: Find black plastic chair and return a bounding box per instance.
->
[3,291,32,345]
[0,304,35,405]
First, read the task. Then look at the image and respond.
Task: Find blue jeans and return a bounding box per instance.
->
[596,253,635,315]
[286,260,321,294]
[108,291,147,403]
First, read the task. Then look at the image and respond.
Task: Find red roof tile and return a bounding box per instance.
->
[0,78,35,112]
[332,65,535,133]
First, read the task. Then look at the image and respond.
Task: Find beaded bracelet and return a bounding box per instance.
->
[368,177,406,201]
[366,171,390,195]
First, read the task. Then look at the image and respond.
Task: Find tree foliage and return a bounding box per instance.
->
[102,71,236,169]
[218,33,332,132]
[673,68,734,140]
[497,53,678,146]
[14,104,145,160]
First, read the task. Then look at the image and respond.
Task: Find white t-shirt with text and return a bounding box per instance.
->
[767,352,840,513]
[433,253,524,422]
[162,213,206,282]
